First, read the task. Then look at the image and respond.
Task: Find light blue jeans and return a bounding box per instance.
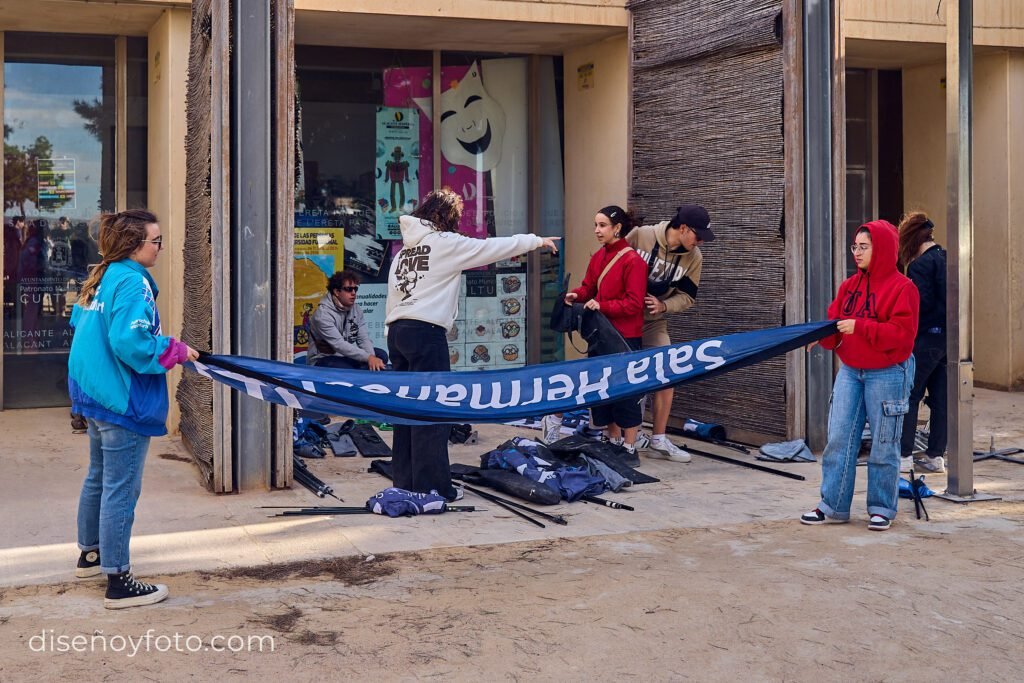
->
[817,357,915,521]
[77,418,152,574]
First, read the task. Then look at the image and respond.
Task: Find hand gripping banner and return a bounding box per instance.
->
[189,320,837,425]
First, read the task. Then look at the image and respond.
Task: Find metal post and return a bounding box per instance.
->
[803,0,834,451]
[936,0,996,503]
[232,1,272,491]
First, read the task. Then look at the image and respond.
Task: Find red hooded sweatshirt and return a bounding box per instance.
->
[819,220,919,369]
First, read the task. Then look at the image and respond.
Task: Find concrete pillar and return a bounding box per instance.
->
[973,51,1024,390]
[562,35,629,358]
[904,50,1024,390]
[147,9,191,432]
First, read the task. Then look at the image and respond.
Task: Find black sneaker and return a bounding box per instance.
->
[868,515,891,531]
[75,549,102,578]
[799,508,847,525]
[104,571,169,610]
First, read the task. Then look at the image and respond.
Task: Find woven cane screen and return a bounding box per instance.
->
[177,0,216,488]
[630,0,788,438]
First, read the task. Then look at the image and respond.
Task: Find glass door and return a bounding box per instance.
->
[3,33,115,408]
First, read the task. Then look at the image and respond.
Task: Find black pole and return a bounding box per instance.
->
[582,495,634,511]
[462,484,568,525]
[683,444,807,481]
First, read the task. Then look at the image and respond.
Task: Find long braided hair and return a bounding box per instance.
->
[78,209,158,306]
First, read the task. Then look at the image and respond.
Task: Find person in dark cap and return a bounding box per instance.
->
[625,204,714,463]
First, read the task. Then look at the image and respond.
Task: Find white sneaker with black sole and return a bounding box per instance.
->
[104,571,169,610]
[643,435,692,463]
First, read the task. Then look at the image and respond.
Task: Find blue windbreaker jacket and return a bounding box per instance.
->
[68,260,178,436]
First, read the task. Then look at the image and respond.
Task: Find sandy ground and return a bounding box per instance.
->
[1,388,1021,680]
[2,501,1023,681]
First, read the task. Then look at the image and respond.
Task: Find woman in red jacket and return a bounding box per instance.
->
[564,205,648,454]
[801,220,919,531]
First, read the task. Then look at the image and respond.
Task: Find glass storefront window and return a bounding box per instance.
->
[294,47,564,369]
[3,33,116,408]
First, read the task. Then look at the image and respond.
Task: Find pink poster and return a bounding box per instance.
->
[383,63,503,240]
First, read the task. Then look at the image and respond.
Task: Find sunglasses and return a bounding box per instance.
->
[142,237,163,250]
[339,286,359,293]
[850,244,871,254]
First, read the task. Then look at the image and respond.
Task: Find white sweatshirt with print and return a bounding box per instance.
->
[386,215,543,330]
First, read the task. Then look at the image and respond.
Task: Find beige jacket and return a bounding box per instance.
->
[625,221,703,321]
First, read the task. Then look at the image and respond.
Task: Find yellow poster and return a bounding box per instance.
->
[293,227,344,353]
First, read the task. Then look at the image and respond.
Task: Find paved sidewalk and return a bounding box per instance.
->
[2,389,1021,588]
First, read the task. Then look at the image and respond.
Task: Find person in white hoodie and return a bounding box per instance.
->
[385,188,560,501]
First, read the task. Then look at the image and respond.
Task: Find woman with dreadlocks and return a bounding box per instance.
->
[68,209,198,609]
[801,220,918,531]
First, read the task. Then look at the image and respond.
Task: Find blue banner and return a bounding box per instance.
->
[189,321,837,425]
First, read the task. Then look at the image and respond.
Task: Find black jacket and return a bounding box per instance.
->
[907,244,946,337]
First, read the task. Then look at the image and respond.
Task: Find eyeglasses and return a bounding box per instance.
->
[850,244,871,254]
[340,286,359,293]
[142,238,163,250]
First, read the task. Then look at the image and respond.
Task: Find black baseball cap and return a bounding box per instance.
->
[670,204,714,242]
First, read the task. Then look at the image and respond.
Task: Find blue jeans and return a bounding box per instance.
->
[77,418,152,574]
[817,357,915,521]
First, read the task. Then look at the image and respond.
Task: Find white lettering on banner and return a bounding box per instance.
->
[361,384,390,395]
[519,377,545,407]
[668,345,694,374]
[576,367,611,404]
[627,357,650,384]
[215,368,266,398]
[470,381,520,410]
[435,384,468,406]
[546,374,574,401]
[696,340,726,370]
[275,387,303,408]
[653,350,669,384]
[396,385,430,400]
[324,380,355,388]
[301,381,317,393]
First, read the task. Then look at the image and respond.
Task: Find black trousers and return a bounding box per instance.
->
[387,319,457,498]
[900,335,948,458]
[590,337,644,430]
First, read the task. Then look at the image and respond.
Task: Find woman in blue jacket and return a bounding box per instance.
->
[68,209,198,609]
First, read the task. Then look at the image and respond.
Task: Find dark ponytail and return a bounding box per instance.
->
[598,205,636,238]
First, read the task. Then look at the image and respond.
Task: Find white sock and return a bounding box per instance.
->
[652,434,668,444]
[610,437,624,446]
[624,442,636,454]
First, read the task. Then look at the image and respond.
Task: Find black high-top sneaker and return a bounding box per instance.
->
[104,571,169,609]
[75,549,102,578]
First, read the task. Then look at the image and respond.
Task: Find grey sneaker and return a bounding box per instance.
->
[644,435,692,463]
[541,414,563,444]
[913,455,945,473]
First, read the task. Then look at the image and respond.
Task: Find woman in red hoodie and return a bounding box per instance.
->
[563,206,648,454]
[801,220,919,531]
